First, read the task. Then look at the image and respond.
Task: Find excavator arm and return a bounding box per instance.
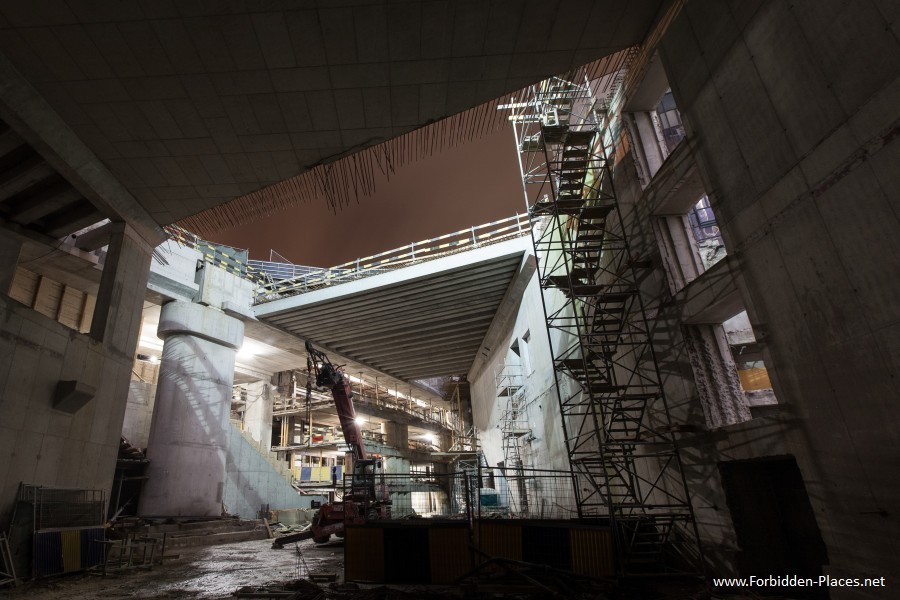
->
[275,342,390,547]
[305,340,367,461]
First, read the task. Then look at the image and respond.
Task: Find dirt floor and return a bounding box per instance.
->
[0,538,766,600]
[0,537,346,599]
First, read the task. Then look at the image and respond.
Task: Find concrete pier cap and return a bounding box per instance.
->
[158,301,244,349]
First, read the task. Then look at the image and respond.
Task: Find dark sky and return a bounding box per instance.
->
[210,125,525,267]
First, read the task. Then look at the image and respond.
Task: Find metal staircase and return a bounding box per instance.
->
[502,69,702,575]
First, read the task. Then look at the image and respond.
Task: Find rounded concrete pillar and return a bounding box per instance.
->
[138,301,244,517]
[384,456,412,517]
[380,421,408,450]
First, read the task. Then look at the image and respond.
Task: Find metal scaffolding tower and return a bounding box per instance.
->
[496,364,533,515]
[501,67,702,575]
[497,364,530,469]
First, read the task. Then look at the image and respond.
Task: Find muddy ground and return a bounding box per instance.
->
[0,539,770,600]
[1,537,345,599]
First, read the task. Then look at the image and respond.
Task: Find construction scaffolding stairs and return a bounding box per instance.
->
[504,71,702,576]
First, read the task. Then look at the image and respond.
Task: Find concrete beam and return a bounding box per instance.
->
[676,252,745,325]
[646,138,707,216]
[89,223,152,354]
[72,221,114,252]
[468,253,538,382]
[243,318,443,405]
[0,234,21,295]
[254,237,531,318]
[0,51,164,248]
[0,220,104,295]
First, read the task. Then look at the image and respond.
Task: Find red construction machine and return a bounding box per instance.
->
[304,341,390,544]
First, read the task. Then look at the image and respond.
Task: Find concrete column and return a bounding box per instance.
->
[682,324,751,429]
[138,301,244,517]
[0,235,21,296]
[384,456,410,475]
[380,421,408,450]
[243,380,272,449]
[90,225,152,353]
[384,456,412,517]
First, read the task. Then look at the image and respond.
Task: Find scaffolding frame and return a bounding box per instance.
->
[496,363,534,516]
[502,67,702,575]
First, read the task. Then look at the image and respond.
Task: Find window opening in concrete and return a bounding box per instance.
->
[622,55,681,184]
[654,90,685,153]
[688,196,726,270]
[655,214,704,293]
[520,331,532,376]
[655,195,728,294]
[509,339,521,361]
[723,311,778,408]
[683,309,778,429]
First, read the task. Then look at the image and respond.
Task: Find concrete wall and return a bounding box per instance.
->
[122,380,156,449]
[0,230,150,528]
[614,142,747,574]
[224,426,321,518]
[469,275,569,473]
[653,0,900,589]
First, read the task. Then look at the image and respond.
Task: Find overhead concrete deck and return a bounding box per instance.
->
[0,1,665,228]
[254,236,535,381]
[140,241,446,405]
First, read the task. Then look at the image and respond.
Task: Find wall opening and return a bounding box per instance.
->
[654,89,686,153]
[723,311,778,408]
[719,457,828,598]
[687,195,726,270]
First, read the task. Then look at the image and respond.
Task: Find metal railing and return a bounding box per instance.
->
[18,485,106,531]
[246,261,324,282]
[163,224,258,282]
[166,214,531,303]
[342,468,578,521]
[253,213,531,303]
[271,372,452,430]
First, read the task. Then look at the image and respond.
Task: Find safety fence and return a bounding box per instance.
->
[343,468,578,522]
[252,213,531,303]
[6,485,107,580]
[166,215,532,302]
[163,224,259,282]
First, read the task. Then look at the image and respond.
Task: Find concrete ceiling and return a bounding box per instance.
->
[254,237,532,381]
[0,117,106,239]
[0,1,664,229]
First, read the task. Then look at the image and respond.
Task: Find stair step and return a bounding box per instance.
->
[560,130,595,145]
[559,159,588,169]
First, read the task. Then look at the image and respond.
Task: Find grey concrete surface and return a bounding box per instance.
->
[0,235,21,295]
[656,0,900,589]
[224,426,319,519]
[0,227,150,528]
[0,2,665,226]
[139,302,243,517]
[254,237,530,381]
